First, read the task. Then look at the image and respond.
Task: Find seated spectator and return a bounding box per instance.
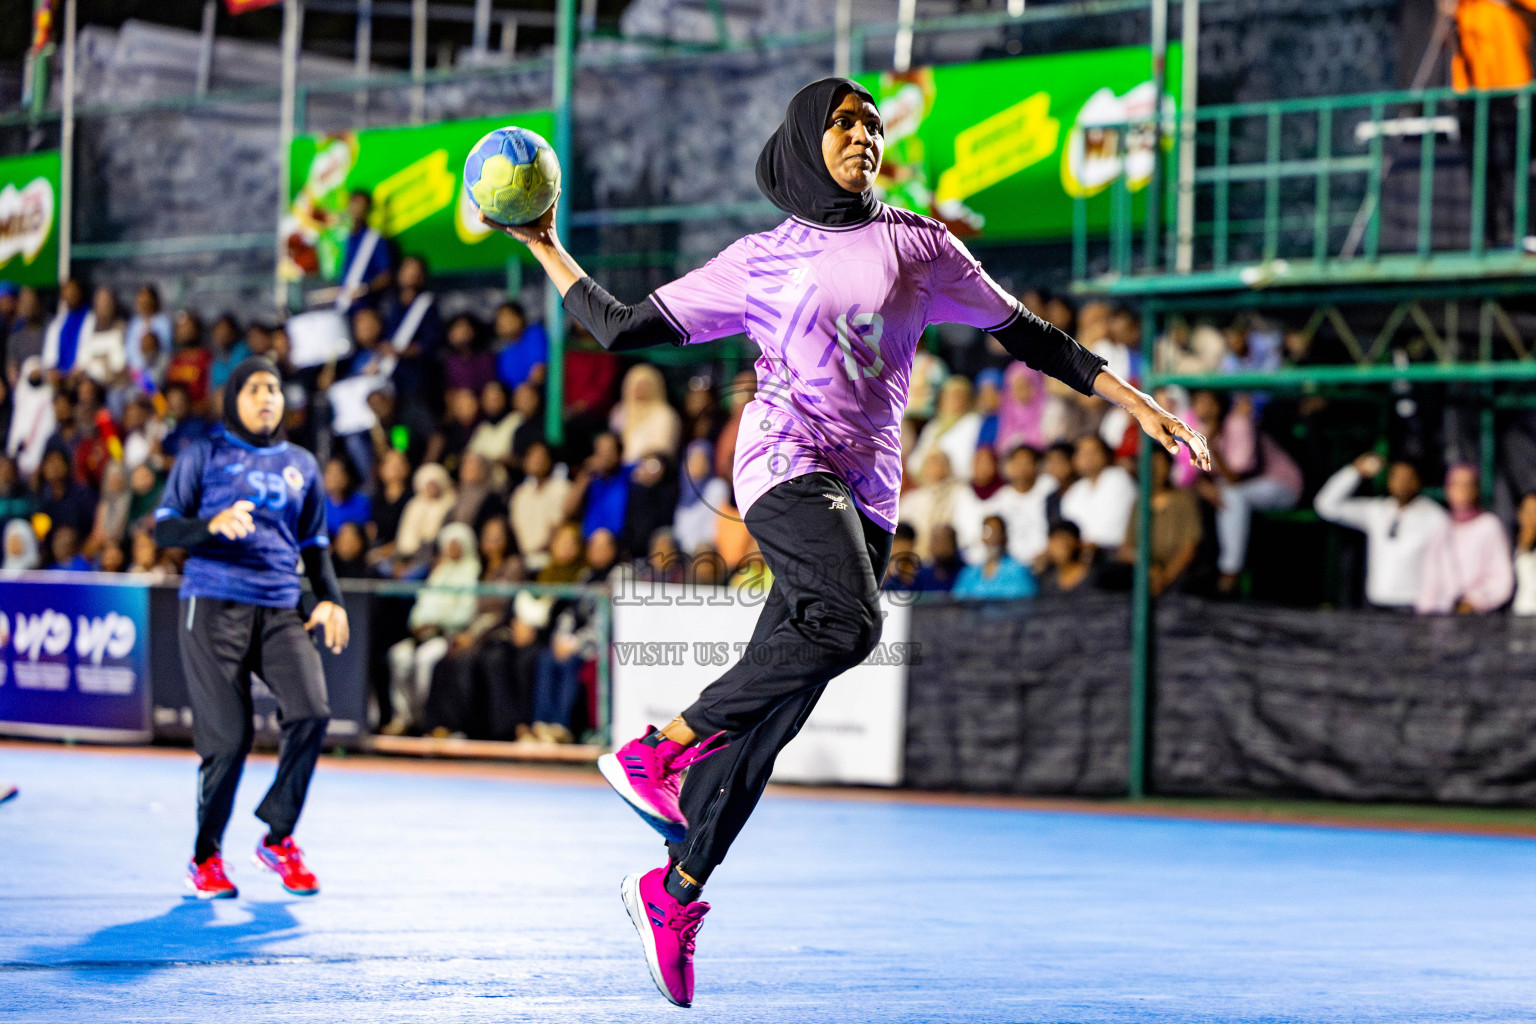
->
[8,357,55,478]
[493,301,548,392]
[394,462,456,572]
[1060,435,1137,551]
[75,286,127,386]
[973,368,1003,451]
[905,347,948,421]
[42,277,90,378]
[126,527,166,582]
[324,456,372,537]
[1192,390,1302,592]
[582,527,621,585]
[159,383,208,461]
[909,376,982,482]
[164,311,212,406]
[129,330,169,395]
[447,451,506,532]
[531,594,598,744]
[508,381,545,468]
[332,520,371,578]
[123,285,172,377]
[884,522,921,592]
[1516,494,1536,616]
[467,380,518,469]
[1040,441,1075,527]
[997,363,1050,456]
[366,447,413,564]
[83,461,131,560]
[983,444,1056,569]
[674,439,729,555]
[126,462,162,528]
[119,395,164,473]
[442,314,496,394]
[902,450,961,562]
[96,538,125,573]
[208,314,249,392]
[953,516,1037,600]
[635,528,686,585]
[50,525,90,571]
[914,523,964,592]
[331,307,395,481]
[1120,447,1203,596]
[612,364,681,465]
[381,255,444,415]
[570,432,630,541]
[428,386,481,477]
[34,448,94,545]
[2,519,39,572]
[1220,315,1282,375]
[623,453,678,560]
[538,522,588,583]
[384,521,481,734]
[511,440,571,570]
[1417,464,1515,615]
[7,287,47,385]
[1314,452,1447,609]
[1036,521,1096,594]
[0,455,35,525]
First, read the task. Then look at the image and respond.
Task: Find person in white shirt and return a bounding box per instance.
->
[1059,434,1137,550]
[907,376,983,483]
[1513,493,1536,616]
[1313,452,1448,608]
[976,444,1057,567]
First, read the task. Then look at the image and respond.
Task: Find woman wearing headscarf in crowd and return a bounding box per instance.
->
[972,367,1004,450]
[467,380,519,470]
[83,460,132,559]
[126,462,163,529]
[7,357,55,479]
[612,363,682,465]
[907,376,983,482]
[484,75,1206,1007]
[674,440,730,555]
[622,452,679,560]
[392,462,456,575]
[2,519,39,573]
[124,285,173,376]
[1417,463,1515,615]
[510,440,570,570]
[383,520,481,735]
[73,287,127,387]
[996,362,1049,456]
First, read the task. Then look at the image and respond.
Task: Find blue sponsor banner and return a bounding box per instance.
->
[0,574,152,742]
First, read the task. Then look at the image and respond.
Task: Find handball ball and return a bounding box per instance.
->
[464,126,561,227]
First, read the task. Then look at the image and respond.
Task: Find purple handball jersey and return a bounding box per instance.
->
[652,204,1021,531]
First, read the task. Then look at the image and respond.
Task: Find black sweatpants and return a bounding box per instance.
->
[180,597,331,863]
[668,473,892,885]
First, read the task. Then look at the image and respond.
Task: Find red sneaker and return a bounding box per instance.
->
[253,836,320,896]
[620,866,711,1008]
[185,855,239,899]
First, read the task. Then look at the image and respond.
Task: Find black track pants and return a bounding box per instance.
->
[668,473,892,884]
[180,598,331,863]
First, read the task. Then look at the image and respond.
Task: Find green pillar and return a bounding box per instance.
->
[544,0,576,448]
[1129,304,1158,799]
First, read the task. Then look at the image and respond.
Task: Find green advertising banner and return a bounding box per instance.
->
[858,45,1181,241]
[0,150,61,288]
[284,111,555,281]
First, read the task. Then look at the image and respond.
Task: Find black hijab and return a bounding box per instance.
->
[223,356,285,448]
[755,77,880,228]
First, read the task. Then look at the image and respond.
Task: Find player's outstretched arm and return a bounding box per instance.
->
[1092,367,1212,471]
[480,193,681,353]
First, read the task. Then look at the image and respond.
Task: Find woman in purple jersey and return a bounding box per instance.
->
[486,77,1210,1007]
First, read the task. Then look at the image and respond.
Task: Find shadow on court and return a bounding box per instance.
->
[19,900,304,978]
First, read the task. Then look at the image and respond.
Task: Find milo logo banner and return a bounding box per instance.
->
[0,150,60,288]
[857,44,1181,241]
[0,576,151,742]
[283,111,555,281]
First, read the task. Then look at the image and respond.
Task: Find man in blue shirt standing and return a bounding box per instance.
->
[156,357,350,900]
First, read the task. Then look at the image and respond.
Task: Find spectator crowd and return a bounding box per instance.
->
[2,240,1533,739]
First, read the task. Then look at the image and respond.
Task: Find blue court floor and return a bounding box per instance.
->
[2,743,1534,1023]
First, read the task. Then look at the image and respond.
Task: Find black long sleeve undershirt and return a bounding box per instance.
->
[154,515,345,608]
[561,276,682,352]
[989,305,1107,396]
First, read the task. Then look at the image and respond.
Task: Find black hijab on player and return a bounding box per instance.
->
[223,356,284,448]
[755,77,880,228]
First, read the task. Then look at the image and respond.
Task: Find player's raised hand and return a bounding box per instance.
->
[208,500,257,541]
[305,601,350,654]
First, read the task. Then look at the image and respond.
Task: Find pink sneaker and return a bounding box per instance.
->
[620,866,710,1007]
[598,728,726,843]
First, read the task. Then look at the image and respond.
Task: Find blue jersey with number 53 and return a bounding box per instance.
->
[156,427,329,608]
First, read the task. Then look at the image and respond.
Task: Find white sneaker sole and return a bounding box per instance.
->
[620,872,688,1008]
[598,753,688,843]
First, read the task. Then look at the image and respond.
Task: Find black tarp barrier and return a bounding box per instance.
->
[905,593,1536,806]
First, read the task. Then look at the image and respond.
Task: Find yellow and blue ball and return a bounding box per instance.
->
[463,126,560,227]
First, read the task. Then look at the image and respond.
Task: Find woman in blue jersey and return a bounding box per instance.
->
[155,357,350,899]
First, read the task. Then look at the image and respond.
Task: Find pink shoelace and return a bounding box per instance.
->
[667,902,710,955]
